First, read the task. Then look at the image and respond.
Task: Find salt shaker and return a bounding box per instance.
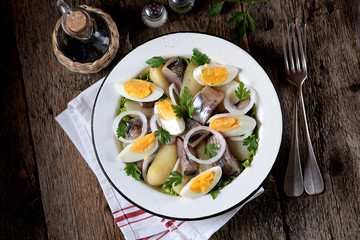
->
[168,0,194,13]
[142,2,168,28]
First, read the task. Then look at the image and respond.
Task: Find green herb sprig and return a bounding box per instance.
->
[124,163,142,181]
[191,48,210,66]
[116,97,131,139]
[146,56,167,68]
[171,86,197,118]
[154,126,171,145]
[116,123,130,139]
[208,0,268,39]
[204,144,219,158]
[235,82,251,102]
[164,171,183,187]
[210,175,238,199]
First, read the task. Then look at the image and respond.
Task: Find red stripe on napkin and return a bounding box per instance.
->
[112,205,135,215]
[115,209,147,223]
[118,215,155,228]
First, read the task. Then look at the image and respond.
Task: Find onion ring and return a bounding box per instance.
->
[169,83,180,106]
[112,110,147,143]
[150,113,159,133]
[224,83,256,115]
[142,154,155,183]
[172,158,180,172]
[228,131,252,141]
[184,126,226,164]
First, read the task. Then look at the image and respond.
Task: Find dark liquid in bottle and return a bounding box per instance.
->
[57,12,110,63]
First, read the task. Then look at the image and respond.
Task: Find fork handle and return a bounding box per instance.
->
[299,87,324,195]
[284,93,304,197]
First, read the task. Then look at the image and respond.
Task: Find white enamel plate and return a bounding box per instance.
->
[92,32,283,220]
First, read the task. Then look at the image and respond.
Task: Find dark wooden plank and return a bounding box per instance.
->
[247,0,360,239]
[10,0,125,239]
[0,0,48,239]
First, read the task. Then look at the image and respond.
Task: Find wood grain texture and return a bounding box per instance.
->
[0,0,48,239]
[2,0,359,239]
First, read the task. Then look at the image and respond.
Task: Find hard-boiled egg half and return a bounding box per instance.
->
[208,113,256,137]
[193,63,238,86]
[180,166,222,199]
[117,133,159,162]
[154,98,185,136]
[117,78,164,102]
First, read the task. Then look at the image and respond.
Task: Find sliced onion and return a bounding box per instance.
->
[184,126,226,164]
[150,113,159,132]
[172,158,180,172]
[169,83,180,106]
[112,110,147,143]
[228,131,252,141]
[224,83,256,115]
[142,154,155,183]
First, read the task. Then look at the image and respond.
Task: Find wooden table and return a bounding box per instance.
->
[1,0,359,239]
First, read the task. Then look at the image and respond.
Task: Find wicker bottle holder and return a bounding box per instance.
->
[52,5,119,74]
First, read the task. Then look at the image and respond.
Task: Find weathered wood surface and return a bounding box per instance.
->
[1,0,359,239]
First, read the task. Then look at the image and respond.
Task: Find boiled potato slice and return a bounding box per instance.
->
[181,61,203,96]
[226,139,249,161]
[147,144,177,186]
[124,100,154,117]
[150,64,170,96]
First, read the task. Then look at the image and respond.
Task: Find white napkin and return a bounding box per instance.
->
[55,78,264,240]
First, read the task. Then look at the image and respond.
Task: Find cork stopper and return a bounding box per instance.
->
[65,11,87,33]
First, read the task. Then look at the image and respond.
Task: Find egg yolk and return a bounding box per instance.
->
[209,117,240,132]
[201,65,229,86]
[155,98,176,120]
[124,79,155,99]
[189,171,215,193]
[130,133,156,153]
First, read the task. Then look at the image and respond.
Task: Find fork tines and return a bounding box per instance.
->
[282,23,307,73]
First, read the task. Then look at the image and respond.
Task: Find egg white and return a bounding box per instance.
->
[208,113,256,137]
[154,104,185,136]
[193,63,238,86]
[180,166,222,199]
[116,79,164,102]
[117,139,159,163]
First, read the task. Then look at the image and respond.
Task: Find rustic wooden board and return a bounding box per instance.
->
[2,0,359,239]
[0,0,47,239]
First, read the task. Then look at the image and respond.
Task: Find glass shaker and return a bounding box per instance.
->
[168,0,195,13]
[142,2,168,28]
[56,0,110,63]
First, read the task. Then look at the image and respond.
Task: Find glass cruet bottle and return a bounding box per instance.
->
[56,0,111,63]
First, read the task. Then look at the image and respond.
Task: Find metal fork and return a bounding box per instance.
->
[282,23,324,196]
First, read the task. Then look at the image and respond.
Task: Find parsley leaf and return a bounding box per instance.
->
[164,171,183,187]
[235,82,251,102]
[210,175,238,199]
[154,126,171,145]
[146,56,167,68]
[210,189,220,199]
[171,104,187,118]
[207,1,225,17]
[124,163,142,181]
[208,1,268,40]
[243,134,259,152]
[171,86,197,118]
[204,144,219,158]
[116,123,130,138]
[191,49,210,66]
